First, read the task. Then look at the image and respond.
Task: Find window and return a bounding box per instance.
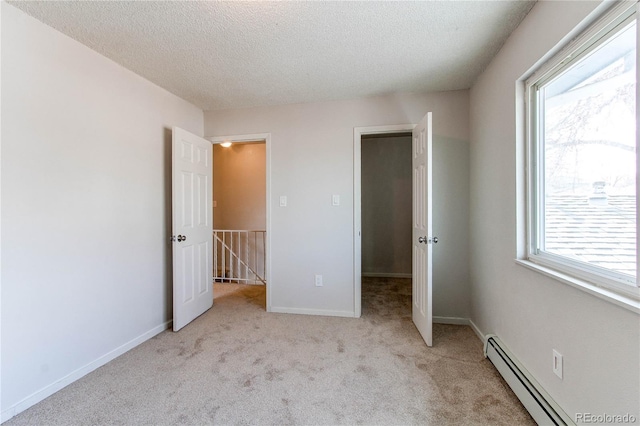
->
[526,2,639,301]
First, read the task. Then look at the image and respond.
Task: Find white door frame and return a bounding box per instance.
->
[353,124,415,318]
[208,133,272,312]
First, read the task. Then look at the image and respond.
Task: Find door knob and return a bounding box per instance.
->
[418,236,438,244]
[177,235,187,242]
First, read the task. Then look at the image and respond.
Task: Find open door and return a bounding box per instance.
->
[412,113,434,346]
[172,127,213,331]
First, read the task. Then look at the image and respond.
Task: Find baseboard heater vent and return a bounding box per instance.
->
[484,335,574,425]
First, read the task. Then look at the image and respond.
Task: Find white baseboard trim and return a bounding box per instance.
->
[433,316,470,325]
[1,320,173,423]
[270,306,356,318]
[361,272,412,278]
[433,317,488,345]
[469,319,486,344]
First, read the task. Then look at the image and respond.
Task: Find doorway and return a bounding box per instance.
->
[354,115,434,347]
[360,133,412,279]
[353,124,415,317]
[209,133,272,312]
[360,131,413,325]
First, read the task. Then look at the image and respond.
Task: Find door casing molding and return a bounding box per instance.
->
[209,133,272,312]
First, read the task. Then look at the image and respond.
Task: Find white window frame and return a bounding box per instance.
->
[524,1,640,304]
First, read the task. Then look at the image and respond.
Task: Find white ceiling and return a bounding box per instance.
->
[9,1,536,111]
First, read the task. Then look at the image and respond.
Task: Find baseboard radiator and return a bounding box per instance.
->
[484,335,574,425]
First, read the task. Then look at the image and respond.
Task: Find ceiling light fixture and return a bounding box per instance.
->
[220,142,232,148]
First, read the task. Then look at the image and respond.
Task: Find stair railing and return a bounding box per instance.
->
[213,230,266,285]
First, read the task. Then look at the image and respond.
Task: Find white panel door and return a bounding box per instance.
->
[172,127,213,331]
[412,113,433,347]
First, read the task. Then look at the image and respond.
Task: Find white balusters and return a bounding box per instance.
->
[213,230,266,284]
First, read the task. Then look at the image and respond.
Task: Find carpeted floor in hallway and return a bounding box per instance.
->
[5,277,534,425]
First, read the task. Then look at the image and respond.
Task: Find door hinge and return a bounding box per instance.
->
[170,235,176,242]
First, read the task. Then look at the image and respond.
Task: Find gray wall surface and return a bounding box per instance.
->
[2,2,204,415]
[361,135,412,277]
[469,0,639,418]
[204,90,470,319]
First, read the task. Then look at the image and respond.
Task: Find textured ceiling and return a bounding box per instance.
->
[9,1,536,111]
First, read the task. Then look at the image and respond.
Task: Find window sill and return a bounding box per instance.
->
[515,259,640,315]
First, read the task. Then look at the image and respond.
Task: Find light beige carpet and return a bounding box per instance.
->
[5,278,534,425]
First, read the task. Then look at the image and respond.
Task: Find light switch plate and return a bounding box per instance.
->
[553,350,563,379]
[280,196,287,207]
[332,195,340,206]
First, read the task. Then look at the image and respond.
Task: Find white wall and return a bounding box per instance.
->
[204,91,470,319]
[213,142,266,230]
[361,135,412,277]
[1,3,203,419]
[469,0,639,419]
[432,133,470,319]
